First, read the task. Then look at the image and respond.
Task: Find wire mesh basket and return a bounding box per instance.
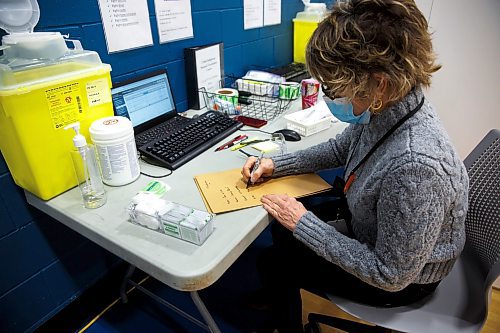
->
[199,75,296,121]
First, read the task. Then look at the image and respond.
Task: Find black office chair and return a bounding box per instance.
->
[304,129,500,333]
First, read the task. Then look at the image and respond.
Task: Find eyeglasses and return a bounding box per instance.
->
[321,84,349,101]
[321,84,335,100]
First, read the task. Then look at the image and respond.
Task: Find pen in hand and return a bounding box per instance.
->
[246,152,264,189]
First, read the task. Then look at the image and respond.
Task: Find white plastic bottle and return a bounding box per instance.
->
[65,123,107,209]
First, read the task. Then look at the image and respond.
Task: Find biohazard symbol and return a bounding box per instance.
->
[65,96,72,103]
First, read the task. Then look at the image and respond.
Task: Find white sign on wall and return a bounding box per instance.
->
[97,0,153,53]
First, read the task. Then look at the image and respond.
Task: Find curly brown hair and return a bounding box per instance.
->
[306,0,441,106]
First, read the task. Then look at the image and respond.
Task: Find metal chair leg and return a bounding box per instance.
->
[307,313,393,333]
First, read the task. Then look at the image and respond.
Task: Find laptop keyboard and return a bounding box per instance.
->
[138,111,244,170]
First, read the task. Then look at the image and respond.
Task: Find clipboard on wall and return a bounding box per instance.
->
[184,42,224,110]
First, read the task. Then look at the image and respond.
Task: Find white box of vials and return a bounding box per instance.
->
[127,193,214,245]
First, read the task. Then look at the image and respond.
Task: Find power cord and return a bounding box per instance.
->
[139,154,173,178]
[239,128,273,135]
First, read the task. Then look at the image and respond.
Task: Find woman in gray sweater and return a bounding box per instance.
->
[241,1,469,332]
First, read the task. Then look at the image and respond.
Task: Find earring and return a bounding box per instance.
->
[370,99,383,112]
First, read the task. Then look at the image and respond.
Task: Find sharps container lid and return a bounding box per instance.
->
[89,116,134,142]
[0,0,70,60]
[0,0,40,34]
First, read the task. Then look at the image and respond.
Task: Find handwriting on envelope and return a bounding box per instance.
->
[194,168,331,214]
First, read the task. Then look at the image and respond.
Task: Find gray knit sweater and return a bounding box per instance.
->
[271,87,468,291]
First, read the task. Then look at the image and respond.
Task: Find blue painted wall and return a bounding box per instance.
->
[36,0,306,112]
[0,0,308,331]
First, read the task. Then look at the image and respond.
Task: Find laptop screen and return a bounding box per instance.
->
[111,71,176,127]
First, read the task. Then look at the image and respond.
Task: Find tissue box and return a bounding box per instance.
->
[128,194,214,245]
[284,101,335,136]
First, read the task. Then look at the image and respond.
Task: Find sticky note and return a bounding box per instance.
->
[252,141,280,153]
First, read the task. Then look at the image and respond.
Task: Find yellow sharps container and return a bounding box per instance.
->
[0,0,113,200]
[293,2,328,64]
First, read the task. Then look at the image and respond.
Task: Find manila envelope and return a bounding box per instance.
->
[194,168,332,214]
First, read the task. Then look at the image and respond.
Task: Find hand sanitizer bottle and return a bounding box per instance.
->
[65,122,106,208]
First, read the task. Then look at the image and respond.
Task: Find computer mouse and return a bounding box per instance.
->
[273,129,302,142]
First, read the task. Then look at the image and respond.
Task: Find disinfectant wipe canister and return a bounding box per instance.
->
[90,116,140,186]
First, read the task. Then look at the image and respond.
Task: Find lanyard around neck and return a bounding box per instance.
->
[343,96,425,194]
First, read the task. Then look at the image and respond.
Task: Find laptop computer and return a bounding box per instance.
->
[111,69,243,170]
[111,69,190,148]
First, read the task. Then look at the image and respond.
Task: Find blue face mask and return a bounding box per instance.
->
[325,97,371,124]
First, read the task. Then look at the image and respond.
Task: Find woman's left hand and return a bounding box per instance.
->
[261,194,307,231]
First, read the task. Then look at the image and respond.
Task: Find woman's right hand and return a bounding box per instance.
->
[242,157,275,185]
